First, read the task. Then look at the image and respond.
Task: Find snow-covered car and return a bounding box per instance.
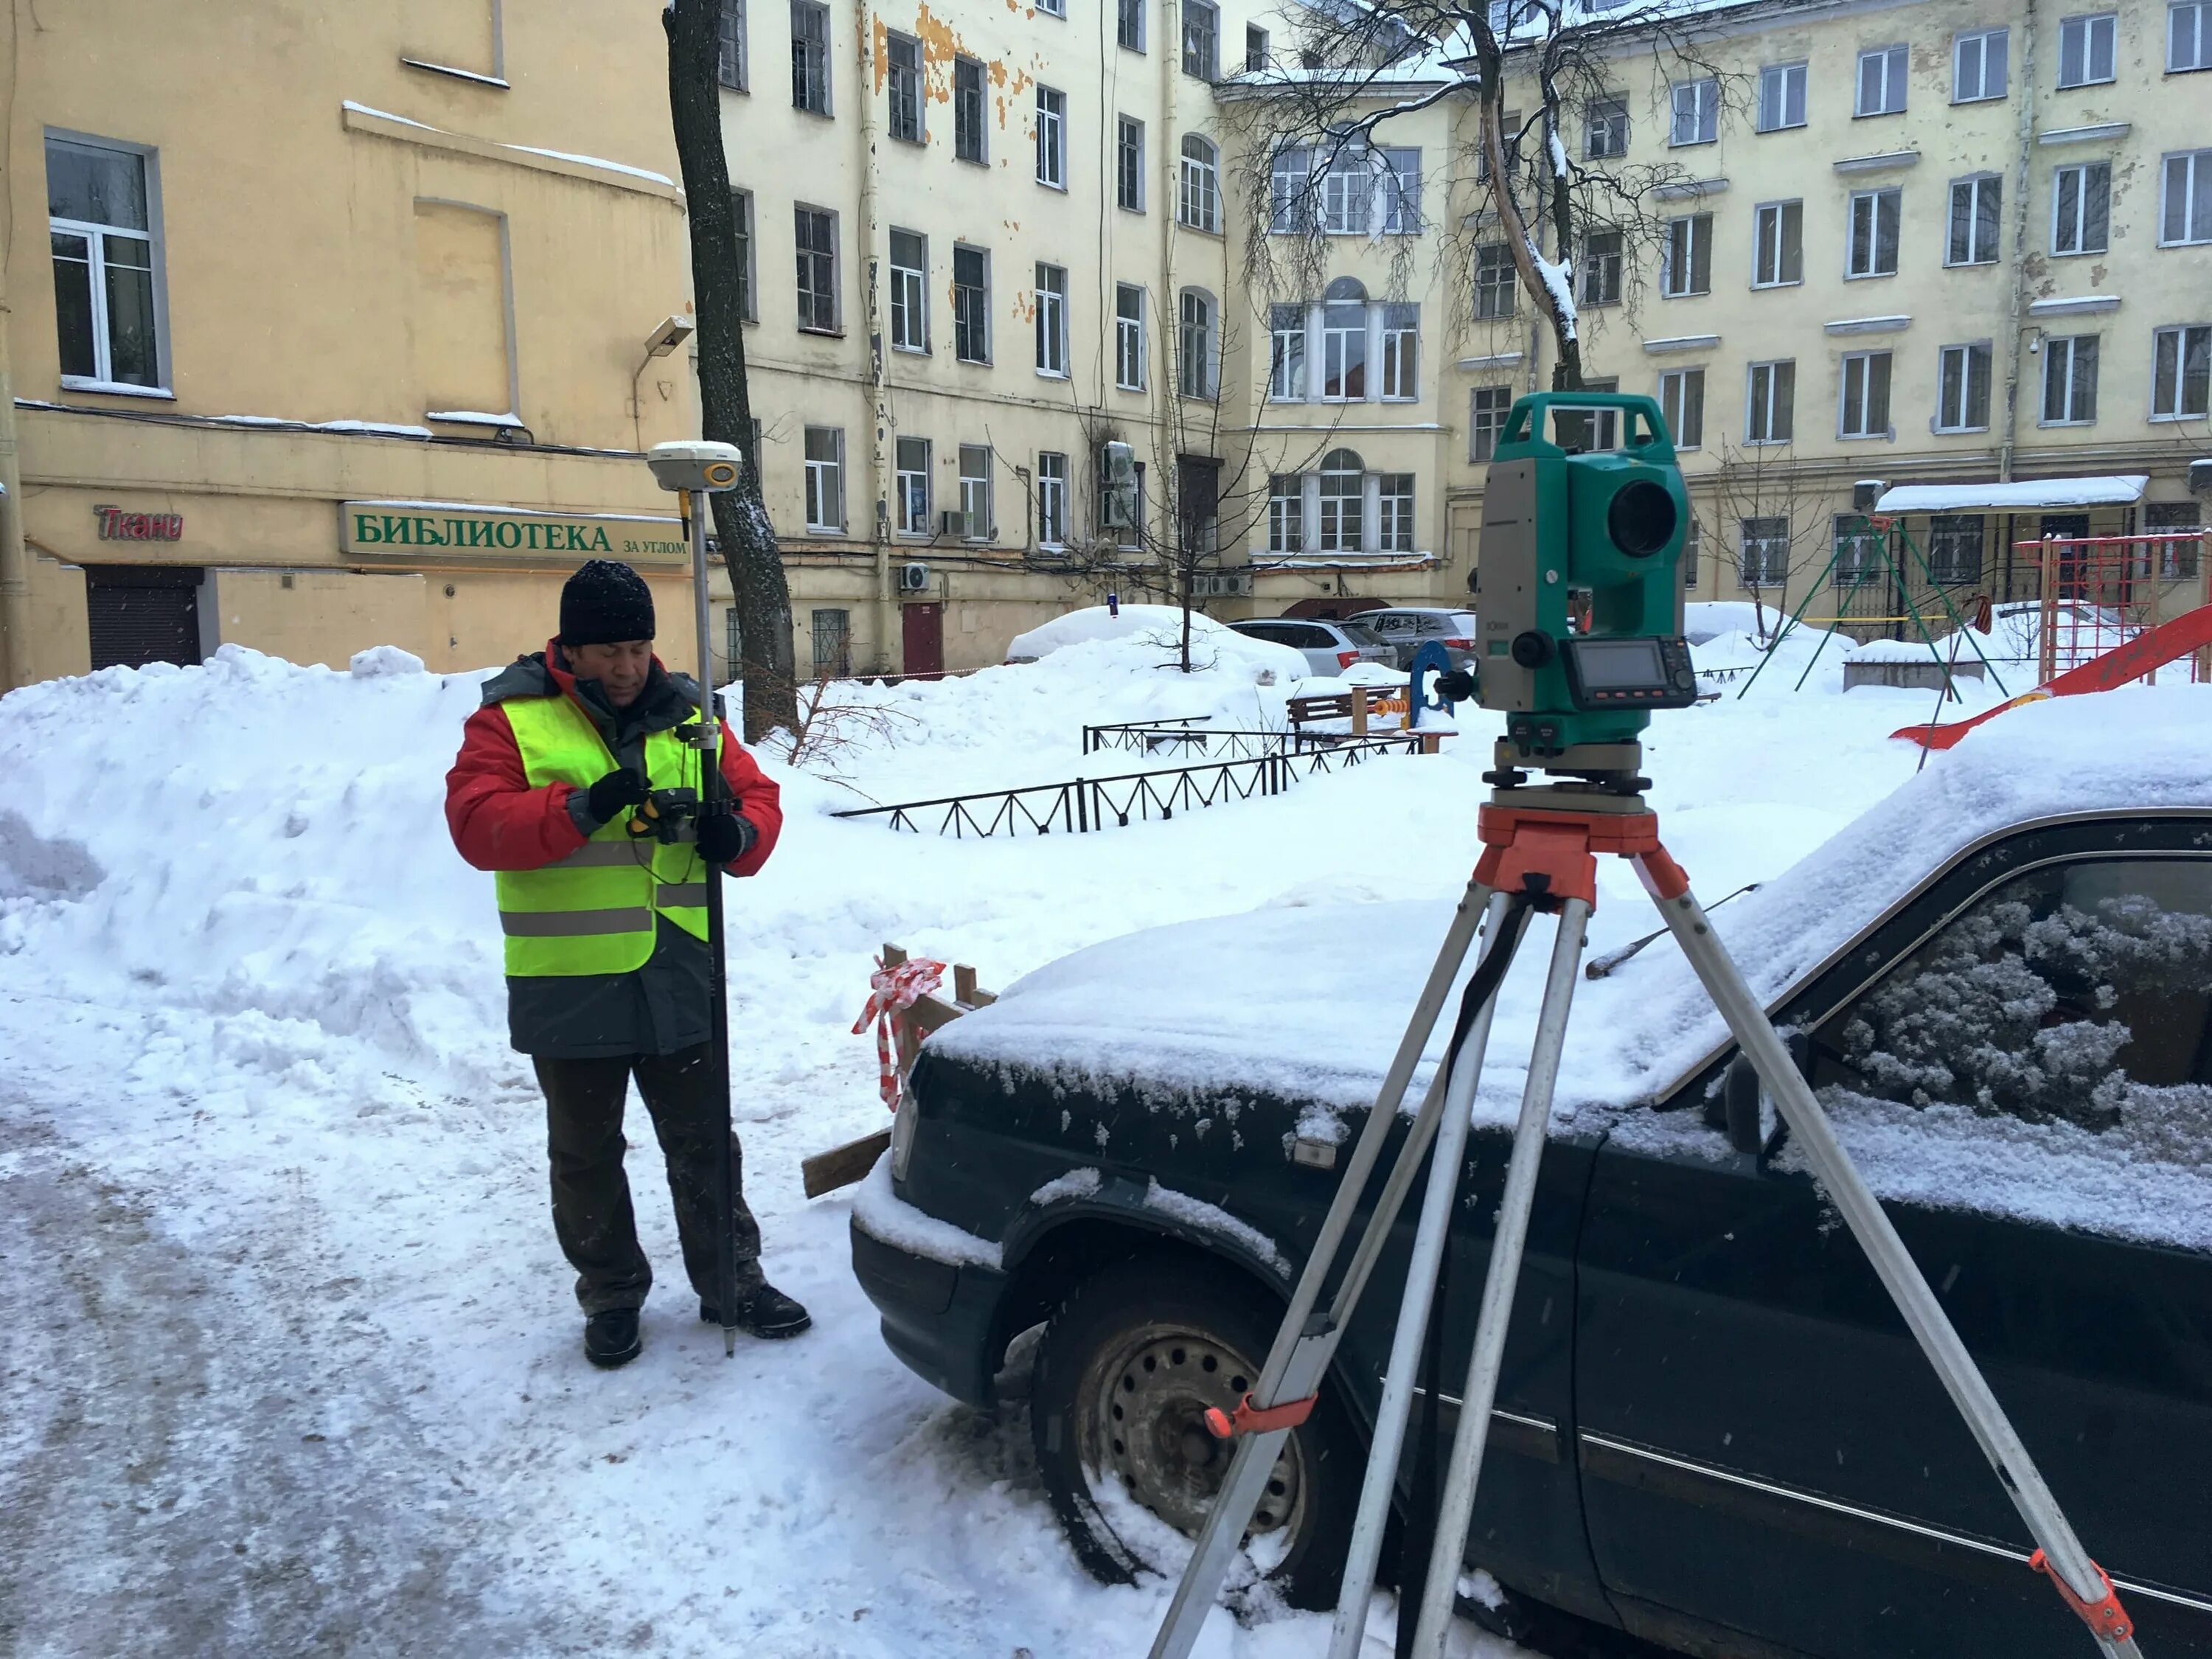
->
[852,724,2212,1656]
[1228,617,1394,676]
[1360,606,1482,670]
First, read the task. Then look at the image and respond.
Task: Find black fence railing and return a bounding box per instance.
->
[834,734,1428,838]
[1079,714,1358,761]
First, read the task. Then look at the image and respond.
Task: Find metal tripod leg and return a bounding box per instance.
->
[1407,898,1591,1655]
[1650,879,2144,1659]
[1325,893,1517,1659]
[1147,878,1498,1659]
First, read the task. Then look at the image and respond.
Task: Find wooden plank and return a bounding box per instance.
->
[953,963,978,1006]
[802,1129,892,1198]
[1351,686,1369,736]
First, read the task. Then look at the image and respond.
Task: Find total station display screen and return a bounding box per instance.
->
[1568,637,1669,690]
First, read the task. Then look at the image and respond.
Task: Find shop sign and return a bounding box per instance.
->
[340,500,686,562]
[95,504,184,542]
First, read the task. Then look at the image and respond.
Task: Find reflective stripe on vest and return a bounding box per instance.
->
[493,694,711,977]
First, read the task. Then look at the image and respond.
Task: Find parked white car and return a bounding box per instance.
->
[1227,618,1394,677]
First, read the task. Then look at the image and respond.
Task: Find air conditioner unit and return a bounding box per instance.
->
[1853,479,1888,513]
[899,561,931,594]
[2191,459,2212,498]
[1194,571,1252,598]
[937,510,966,539]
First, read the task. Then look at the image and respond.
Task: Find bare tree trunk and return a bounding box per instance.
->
[1478,90,1584,392]
[665,0,797,740]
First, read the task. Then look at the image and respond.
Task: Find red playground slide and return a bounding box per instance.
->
[1893,603,2212,751]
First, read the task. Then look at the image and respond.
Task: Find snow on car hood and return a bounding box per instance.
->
[931,684,2212,1135]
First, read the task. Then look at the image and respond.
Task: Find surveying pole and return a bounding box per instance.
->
[1145,395,2143,1659]
[645,441,745,1358]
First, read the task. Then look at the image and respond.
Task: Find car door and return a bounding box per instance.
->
[1575,813,2212,1659]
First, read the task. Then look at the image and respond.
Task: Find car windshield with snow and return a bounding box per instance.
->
[851,720,2212,1658]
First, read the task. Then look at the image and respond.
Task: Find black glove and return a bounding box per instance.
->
[585,768,650,824]
[697,810,756,866]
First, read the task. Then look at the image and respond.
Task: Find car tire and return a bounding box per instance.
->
[1029,1256,1363,1610]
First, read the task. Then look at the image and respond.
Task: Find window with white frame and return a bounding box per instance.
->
[1115,283,1146,389]
[1179,136,1220,231]
[1381,148,1422,233]
[888,228,927,352]
[1246,24,1270,69]
[1927,515,1986,583]
[1559,379,1620,450]
[2053,161,2111,254]
[732,187,757,321]
[1660,213,1712,297]
[1847,187,1902,277]
[1747,359,1795,442]
[2057,12,2118,86]
[1757,62,1807,131]
[1474,243,1517,317]
[1380,304,1419,400]
[1740,516,1791,585]
[1954,27,2008,100]
[1034,262,1068,377]
[1840,349,1893,437]
[1586,95,1629,159]
[1478,109,1522,181]
[790,0,831,113]
[886,33,923,141]
[1037,0,1064,15]
[1470,385,1512,462]
[794,204,838,332]
[1037,451,1068,547]
[1183,0,1219,78]
[1379,474,1416,553]
[894,435,931,532]
[718,0,748,89]
[1178,289,1217,397]
[1269,146,1312,232]
[959,445,993,538]
[2174,0,2212,69]
[2041,333,2099,422]
[1036,86,1066,187]
[46,136,164,389]
[953,246,990,364]
[1321,282,1367,400]
[1671,77,1718,145]
[1948,175,2003,264]
[2163,150,2212,244]
[812,608,852,676]
[803,426,844,530]
[1753,201,1804,287]
[1268,305,1305,401]
[1318,449,1364,552]
[1117,0,1144,50]
[1832,513,1885,585]
[1935,341,1993,430]
[1580,229,1624,306]
[1268,474,1304,553]
[2152,324,2211,418]
[955,58,987,161]
[2144,501,2203,579]
[1321,150,1371,233]
[1117,117,1144,211]
[1857,44,1909,114]
[1659,366,1705,448]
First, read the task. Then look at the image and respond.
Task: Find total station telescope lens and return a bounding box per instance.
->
[1607,479,1678,558]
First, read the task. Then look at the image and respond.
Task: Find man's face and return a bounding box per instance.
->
[568,639,653,708]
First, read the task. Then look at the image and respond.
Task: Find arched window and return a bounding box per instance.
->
[1178,288,1217,398]
[1178,135,1221,232]
[1322,279,1368,400]
[1318,447,1364,552]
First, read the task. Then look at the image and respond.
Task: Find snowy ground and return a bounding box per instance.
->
[0,625,2074,1658]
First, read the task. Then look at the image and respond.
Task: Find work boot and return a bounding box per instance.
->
[700,1284,812,1339]
[584,1307,642,1368]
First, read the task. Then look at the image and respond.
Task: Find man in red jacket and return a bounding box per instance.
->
[445,559,807,1368]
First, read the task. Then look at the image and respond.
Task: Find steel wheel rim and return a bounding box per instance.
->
[1077,1320,1308,1552]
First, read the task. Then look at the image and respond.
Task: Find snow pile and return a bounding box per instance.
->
[1685,600,1778,644]
[1005,602,1304,681]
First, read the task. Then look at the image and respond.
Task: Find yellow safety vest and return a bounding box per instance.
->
[494,694,711,977]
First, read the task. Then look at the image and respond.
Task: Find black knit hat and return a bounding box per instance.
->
[559,560,655,646]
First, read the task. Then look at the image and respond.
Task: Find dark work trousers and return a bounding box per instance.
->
[533,1044,763,1315]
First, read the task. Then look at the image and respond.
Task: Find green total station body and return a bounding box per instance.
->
[1475,392,1700,759]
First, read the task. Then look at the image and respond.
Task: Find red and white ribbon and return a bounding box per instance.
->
[852,955,945,1109]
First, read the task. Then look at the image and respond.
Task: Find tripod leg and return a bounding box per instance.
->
[1408,898,1592,1657]
[1147,879,1496,1659]
[1649,876,2143,1659]
[1326,893,1519,1659]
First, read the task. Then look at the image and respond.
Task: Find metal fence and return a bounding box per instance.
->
[1079,714,1372,761]
[834,733,1428,838]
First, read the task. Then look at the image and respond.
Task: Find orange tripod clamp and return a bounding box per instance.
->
[2031,1550,2135,1644]
[1475,805,1687,910]
[1203,1392,1317,1440]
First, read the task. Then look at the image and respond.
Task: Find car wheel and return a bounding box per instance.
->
[1029,1256,1362,1610]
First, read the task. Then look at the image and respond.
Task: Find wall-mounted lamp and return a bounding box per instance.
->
[632,314,699,449]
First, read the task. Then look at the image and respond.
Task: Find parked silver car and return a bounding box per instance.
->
[1228,617,1395,677]
[1360,606,1481,669]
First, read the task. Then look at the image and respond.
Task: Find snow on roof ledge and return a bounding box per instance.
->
[1875,476,2146,513]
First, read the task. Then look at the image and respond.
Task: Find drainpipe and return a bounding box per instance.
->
[0,306,29,692]
[1997,0,2040,483]
[855,0,894,669]
[1159,0,1178,442]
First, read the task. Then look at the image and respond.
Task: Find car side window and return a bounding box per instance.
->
[1376,613,1411,634]
[1807,858,2212,1130]
[1241,622,1282,641]
[1295,625,1334,648]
